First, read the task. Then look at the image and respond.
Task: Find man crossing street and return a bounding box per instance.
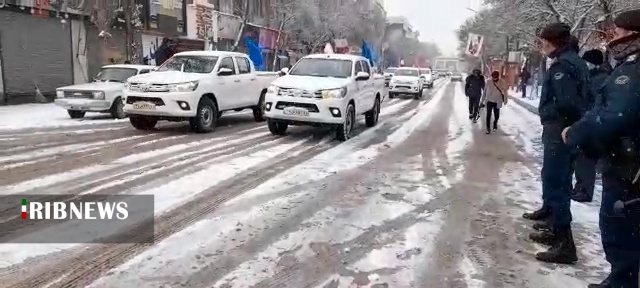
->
[465,68,485,123]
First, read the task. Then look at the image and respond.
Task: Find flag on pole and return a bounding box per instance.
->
[465,33,484,58]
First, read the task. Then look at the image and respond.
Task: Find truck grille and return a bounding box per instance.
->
[126,96,166,106]
[128,83,171,92]
[275,101,319,112]
[277,88,321,99]
[63,91,94,98]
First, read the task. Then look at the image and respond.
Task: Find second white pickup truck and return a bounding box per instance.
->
[123,51,279,133]
[264,54,385,141]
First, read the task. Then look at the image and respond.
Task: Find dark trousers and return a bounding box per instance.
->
[600,173,640,288]
[521,83,527,98]
[468,95,480,118]
[485,101,500,131]
[541,124,575,230]
[573,150,597,200]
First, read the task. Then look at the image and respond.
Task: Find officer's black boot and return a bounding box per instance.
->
[532,219,552,231]
[587,276,611,288]
[571,188,593,203]
[523,206,550,221]
[529,230,557,246]
[535,229,578,264]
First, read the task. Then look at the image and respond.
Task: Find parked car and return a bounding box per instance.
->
[55,65,155,119]
[450,71,463,81]
[383,67,397,87]
[419,68,434,89]
[388,67,424,99]
[264,54,385,141]
[123,51,279,133]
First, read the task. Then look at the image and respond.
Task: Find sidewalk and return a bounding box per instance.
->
[508,86,540,115]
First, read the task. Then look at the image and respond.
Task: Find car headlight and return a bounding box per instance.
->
[93,91,105,99]
[169,81,199,92]
[321,87,347,99]
[267,85,279,95]
[56,90,64,98]
[124,82,132,91]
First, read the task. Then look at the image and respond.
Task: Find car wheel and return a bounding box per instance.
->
[68,110,86,119]
[336,103,355,141]
[365,97,380,127]
[110,97,126,119]
[253,91,266,122]
[129,116,157,130]
[189,97,218,133]
[389,92,395,99]
[267,119,288,135]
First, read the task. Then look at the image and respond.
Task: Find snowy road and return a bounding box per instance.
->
[0,81,608,288]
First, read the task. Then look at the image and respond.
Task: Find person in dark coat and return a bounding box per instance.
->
[563,9,640,288]
[154,38,177,66]
[570,49,610,203]
[464,68,485,122]
[524,22,590,265]
[519,68,531,98]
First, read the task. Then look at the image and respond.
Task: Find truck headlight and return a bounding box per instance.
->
[93,91,105,99]
[267,85,279,95]
[169,81,199,92]
[124,82,131,91]
[56,90,64,98]
[321,87,347,99]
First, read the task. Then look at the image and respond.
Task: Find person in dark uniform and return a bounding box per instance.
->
[524,23,590,264]
[519,68,531,98]
[563,9,640,288]
[570,49,610,203]
[464,69,485,122]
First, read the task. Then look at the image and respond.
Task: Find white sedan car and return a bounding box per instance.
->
[388,67,424,99]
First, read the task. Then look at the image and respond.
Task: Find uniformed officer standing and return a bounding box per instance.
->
[571,49,610,203]
[524,23,590,264]
[563,9,640,288]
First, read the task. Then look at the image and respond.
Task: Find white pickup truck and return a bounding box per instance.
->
[388,67,424,100]
[123,51,279,133]
[55,64,155,119]
[264,54,385,141]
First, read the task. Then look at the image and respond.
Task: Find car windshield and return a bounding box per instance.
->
[157,55,219,74]
[288,58,352,78]
[94,68,138,83]
[394,69,419,76]
[420,69,431,75]
[384,68,397,74]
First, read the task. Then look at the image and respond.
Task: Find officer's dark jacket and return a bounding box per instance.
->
[588,66,610,111]
[538,45,590,126]
[567,54,640,170]
[465,74,485,97]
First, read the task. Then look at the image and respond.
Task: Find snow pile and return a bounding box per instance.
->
[0,103,125,131]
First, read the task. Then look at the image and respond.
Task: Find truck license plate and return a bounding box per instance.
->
[133,102,156,110]
[283,107,309,116]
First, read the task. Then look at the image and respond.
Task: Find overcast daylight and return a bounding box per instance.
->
[1,0,639,286]
[385,0,479,56]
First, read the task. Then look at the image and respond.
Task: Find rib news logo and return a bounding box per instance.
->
[21,198,129,220]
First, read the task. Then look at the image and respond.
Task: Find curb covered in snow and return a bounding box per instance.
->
[508,94,539,115]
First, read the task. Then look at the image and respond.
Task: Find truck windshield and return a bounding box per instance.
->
[289,58,352,78]
[94,68,138,83]
[394,69,419,76]
[419,69,431,75]
[157,55,219,74]
[384,68,397,74]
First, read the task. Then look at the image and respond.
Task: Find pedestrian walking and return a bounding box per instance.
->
[562,9,640,288]
[480,71,508,134]
[570,49,610,203]
[464,68,485,123]
[523,22,590,265]
[519,67,531,98]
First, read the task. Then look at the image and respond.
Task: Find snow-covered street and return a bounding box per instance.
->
[0,81,608,288]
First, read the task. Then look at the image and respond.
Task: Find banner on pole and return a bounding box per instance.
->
[465,33,484,58]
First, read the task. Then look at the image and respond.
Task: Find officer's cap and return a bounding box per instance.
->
[539,23,572,41]
[614,9,640,33]
[582,49,604,65]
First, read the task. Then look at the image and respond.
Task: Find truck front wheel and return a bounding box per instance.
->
[267,119,288,135]
[190,97,218,133]
[130,116,157,130]
[68,110,85,119]
[253,91,266,122]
